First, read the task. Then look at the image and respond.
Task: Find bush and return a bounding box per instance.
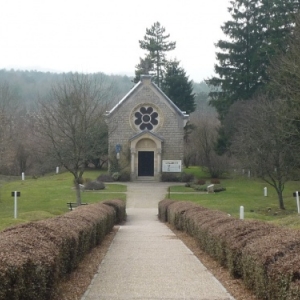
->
[159,200,300,300]
[192,184,207,192]
[84,180,105,190]
[119,170,131,181]
[211,178,220,184]
[112,172,120,181]
[103,199,126,224]
[213,184,226,193]
[197,179,206,185]
[0,201,125,300]
[97,173,114,182]
[161,173,181,182]
[180,172,194,183]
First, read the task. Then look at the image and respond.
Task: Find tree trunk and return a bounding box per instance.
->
[277,190,285,210]
[75,182,82,206]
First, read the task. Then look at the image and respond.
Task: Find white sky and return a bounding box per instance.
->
[0,0,231,83]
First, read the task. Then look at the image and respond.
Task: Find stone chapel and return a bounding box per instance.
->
[106,75,189,181]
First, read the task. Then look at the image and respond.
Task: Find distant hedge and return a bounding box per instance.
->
[0,199,126,300]
[159,199,300,300]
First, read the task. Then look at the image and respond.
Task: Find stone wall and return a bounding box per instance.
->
[107,76,186,179]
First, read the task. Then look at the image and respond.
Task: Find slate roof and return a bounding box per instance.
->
[106,75,189,120]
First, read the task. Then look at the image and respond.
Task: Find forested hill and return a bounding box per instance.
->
[0,69,211,113]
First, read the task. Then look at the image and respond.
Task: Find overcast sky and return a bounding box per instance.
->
[0,0,231,83]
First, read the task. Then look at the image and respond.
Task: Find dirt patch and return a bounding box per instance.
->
[52,224,257,300]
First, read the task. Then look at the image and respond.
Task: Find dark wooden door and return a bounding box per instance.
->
[138,151,154,176]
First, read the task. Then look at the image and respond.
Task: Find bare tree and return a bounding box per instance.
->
[37,73,110,205]
[0,81,21,174]
[189,114,230,178]
[231,96,300,209]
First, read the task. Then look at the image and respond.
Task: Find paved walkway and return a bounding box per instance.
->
[82,182,234,300]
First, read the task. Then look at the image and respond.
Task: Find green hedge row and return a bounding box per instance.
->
[158,199,300,300]
[0,199,126,300]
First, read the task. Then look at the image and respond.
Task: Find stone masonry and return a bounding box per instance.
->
[106,75,188,181]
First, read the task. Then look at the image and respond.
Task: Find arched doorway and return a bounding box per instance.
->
[129,131,163,181]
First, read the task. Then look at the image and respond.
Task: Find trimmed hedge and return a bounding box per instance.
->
[159,199,300,300]
[103,199,127,224]
[0,199,126,300]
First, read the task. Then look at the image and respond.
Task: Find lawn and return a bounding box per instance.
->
[1,167,300,231]
[170,167,300,228]
[0,170,126,231]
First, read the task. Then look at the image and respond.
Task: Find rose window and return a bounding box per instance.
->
[134,106,158,131]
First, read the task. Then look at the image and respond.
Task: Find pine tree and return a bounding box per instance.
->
[162,60,195,114]
[135,22,176,87]
[133,55,153,84]
[206,0,300,153]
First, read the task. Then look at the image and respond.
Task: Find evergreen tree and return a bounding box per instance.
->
[162,60,195,114]
[206,0,300,153]
[133,55,153,84]
[135,22,176,87]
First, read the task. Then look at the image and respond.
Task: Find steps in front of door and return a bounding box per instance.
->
[137,176,155,181]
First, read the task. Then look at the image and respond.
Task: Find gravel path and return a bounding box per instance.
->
[81,182,234,300]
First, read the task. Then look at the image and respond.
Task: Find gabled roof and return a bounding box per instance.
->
[129,130,164,142]
[106,75,189,120]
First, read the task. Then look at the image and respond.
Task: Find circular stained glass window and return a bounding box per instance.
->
[134,106,159,131]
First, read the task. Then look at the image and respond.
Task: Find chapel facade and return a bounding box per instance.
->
[106,75,189,181]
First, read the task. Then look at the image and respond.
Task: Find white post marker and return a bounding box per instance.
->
[56,166,59,174]
[11,191,21,219]
[22,172,25,180]
[297,191,300,214]
[14,191,17,219]
[240,206,244,220]
[264,187,267,197]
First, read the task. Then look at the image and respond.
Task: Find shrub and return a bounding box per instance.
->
[211,178,220,184]
[161,173,180,182]
[0,201,123,300]
[112,172,120,181]
[119,170,131,181]
[158,199,176,222]
[192,184,207,192]
[159,200,300,300]
[180,172,194,183]
[213,184,226,193]
[103,199,126,224]
[97,173,114,182]
[197,179,206,185]
[84,180,105,190]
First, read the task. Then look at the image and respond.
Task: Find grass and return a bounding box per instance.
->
[0,170,126,231]
[183,166,210,178]
[2,166,300,230]
[168,167,300,228]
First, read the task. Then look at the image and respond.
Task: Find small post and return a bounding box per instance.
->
[240,206,244,220]
[264,187,267,197]
[248,170,251,178]
[14,191,17,219]
[297,191,300,214]
[56,167,59,174]
[21,172,25,181]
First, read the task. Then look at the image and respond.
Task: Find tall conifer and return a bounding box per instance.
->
[206,0,300,153]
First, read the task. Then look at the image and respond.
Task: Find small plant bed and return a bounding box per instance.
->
[186,183,226,193]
